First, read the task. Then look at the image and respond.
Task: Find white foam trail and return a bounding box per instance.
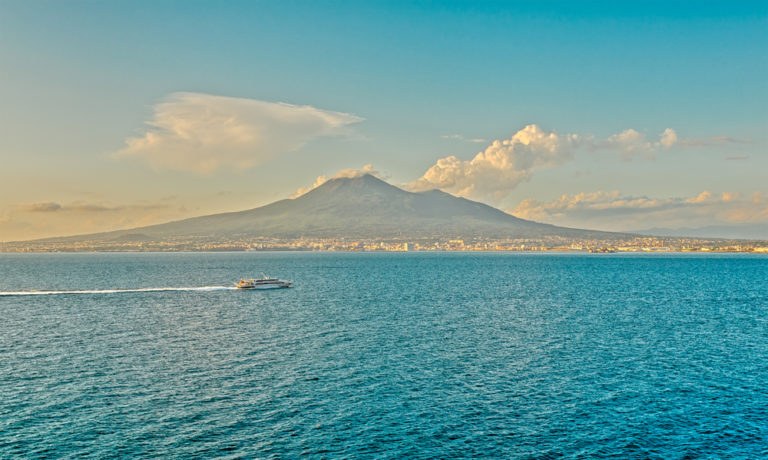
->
[0,286,238,296]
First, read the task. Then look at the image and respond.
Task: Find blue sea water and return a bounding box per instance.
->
[1,252,767,458]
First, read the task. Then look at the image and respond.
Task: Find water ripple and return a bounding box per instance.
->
[1,252,767,458]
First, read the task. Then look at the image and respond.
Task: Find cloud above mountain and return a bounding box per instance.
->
[116,92,363,173]
[291,164,386,198]
[406,124,579,200]
[406,124,739,202]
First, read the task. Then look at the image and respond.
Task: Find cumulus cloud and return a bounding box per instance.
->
[407,124,578,200]
[117,92,363,173]
[511,189,768,232]
[659,128,678,148]
[606,129,650,152]
[291,164,386,198]
[597,128,678,158]
[686,191,713,204]
[406,124,744,203]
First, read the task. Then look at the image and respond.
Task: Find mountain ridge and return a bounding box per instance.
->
[23,174,629,243]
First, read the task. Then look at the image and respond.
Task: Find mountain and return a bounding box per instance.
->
[35,174,626,243]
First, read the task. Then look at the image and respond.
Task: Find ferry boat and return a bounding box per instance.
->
[236,275,292,290]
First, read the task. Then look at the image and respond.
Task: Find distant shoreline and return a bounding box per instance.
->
[1,248,766,255]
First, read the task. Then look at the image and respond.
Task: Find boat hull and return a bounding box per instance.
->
[236,276,292,290]
[237,283,291,290]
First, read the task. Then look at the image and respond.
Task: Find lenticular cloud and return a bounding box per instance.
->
[117,92,363,174]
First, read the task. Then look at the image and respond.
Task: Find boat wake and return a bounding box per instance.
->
[0,286,238,296]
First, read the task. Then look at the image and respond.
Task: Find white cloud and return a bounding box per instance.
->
[511,189,768,231]
[407,124,576,200]
[291,164,385,198]
[405,124,741,203]
[686,191,713,204]
[116,92,363,173]
[659,128,678,148]
[595,128,750,156]
[441,133,487,143]
[598,128,678,158]
[607,129,650,152]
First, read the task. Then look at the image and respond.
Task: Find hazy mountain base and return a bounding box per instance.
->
[20,175,627,244]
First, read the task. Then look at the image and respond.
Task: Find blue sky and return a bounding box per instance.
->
[0,1,766,239]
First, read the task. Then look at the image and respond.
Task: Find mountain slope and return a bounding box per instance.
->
[39,174,626,242]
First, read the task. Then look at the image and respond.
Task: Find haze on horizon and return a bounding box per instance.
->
[1,1,766,242]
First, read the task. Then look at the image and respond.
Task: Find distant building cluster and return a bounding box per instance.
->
[2,236,767,253]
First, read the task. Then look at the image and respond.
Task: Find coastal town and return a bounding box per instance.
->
[3,235,767,253]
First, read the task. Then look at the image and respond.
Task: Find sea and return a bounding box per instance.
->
[1,252,767,458]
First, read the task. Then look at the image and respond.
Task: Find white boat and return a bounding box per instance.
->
[236,275,292,289]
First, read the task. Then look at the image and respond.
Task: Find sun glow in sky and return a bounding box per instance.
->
[0,1,766,240]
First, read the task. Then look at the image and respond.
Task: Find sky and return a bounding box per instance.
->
[0,0,766,241]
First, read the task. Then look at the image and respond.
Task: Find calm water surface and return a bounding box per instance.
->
[1,252,767,458]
